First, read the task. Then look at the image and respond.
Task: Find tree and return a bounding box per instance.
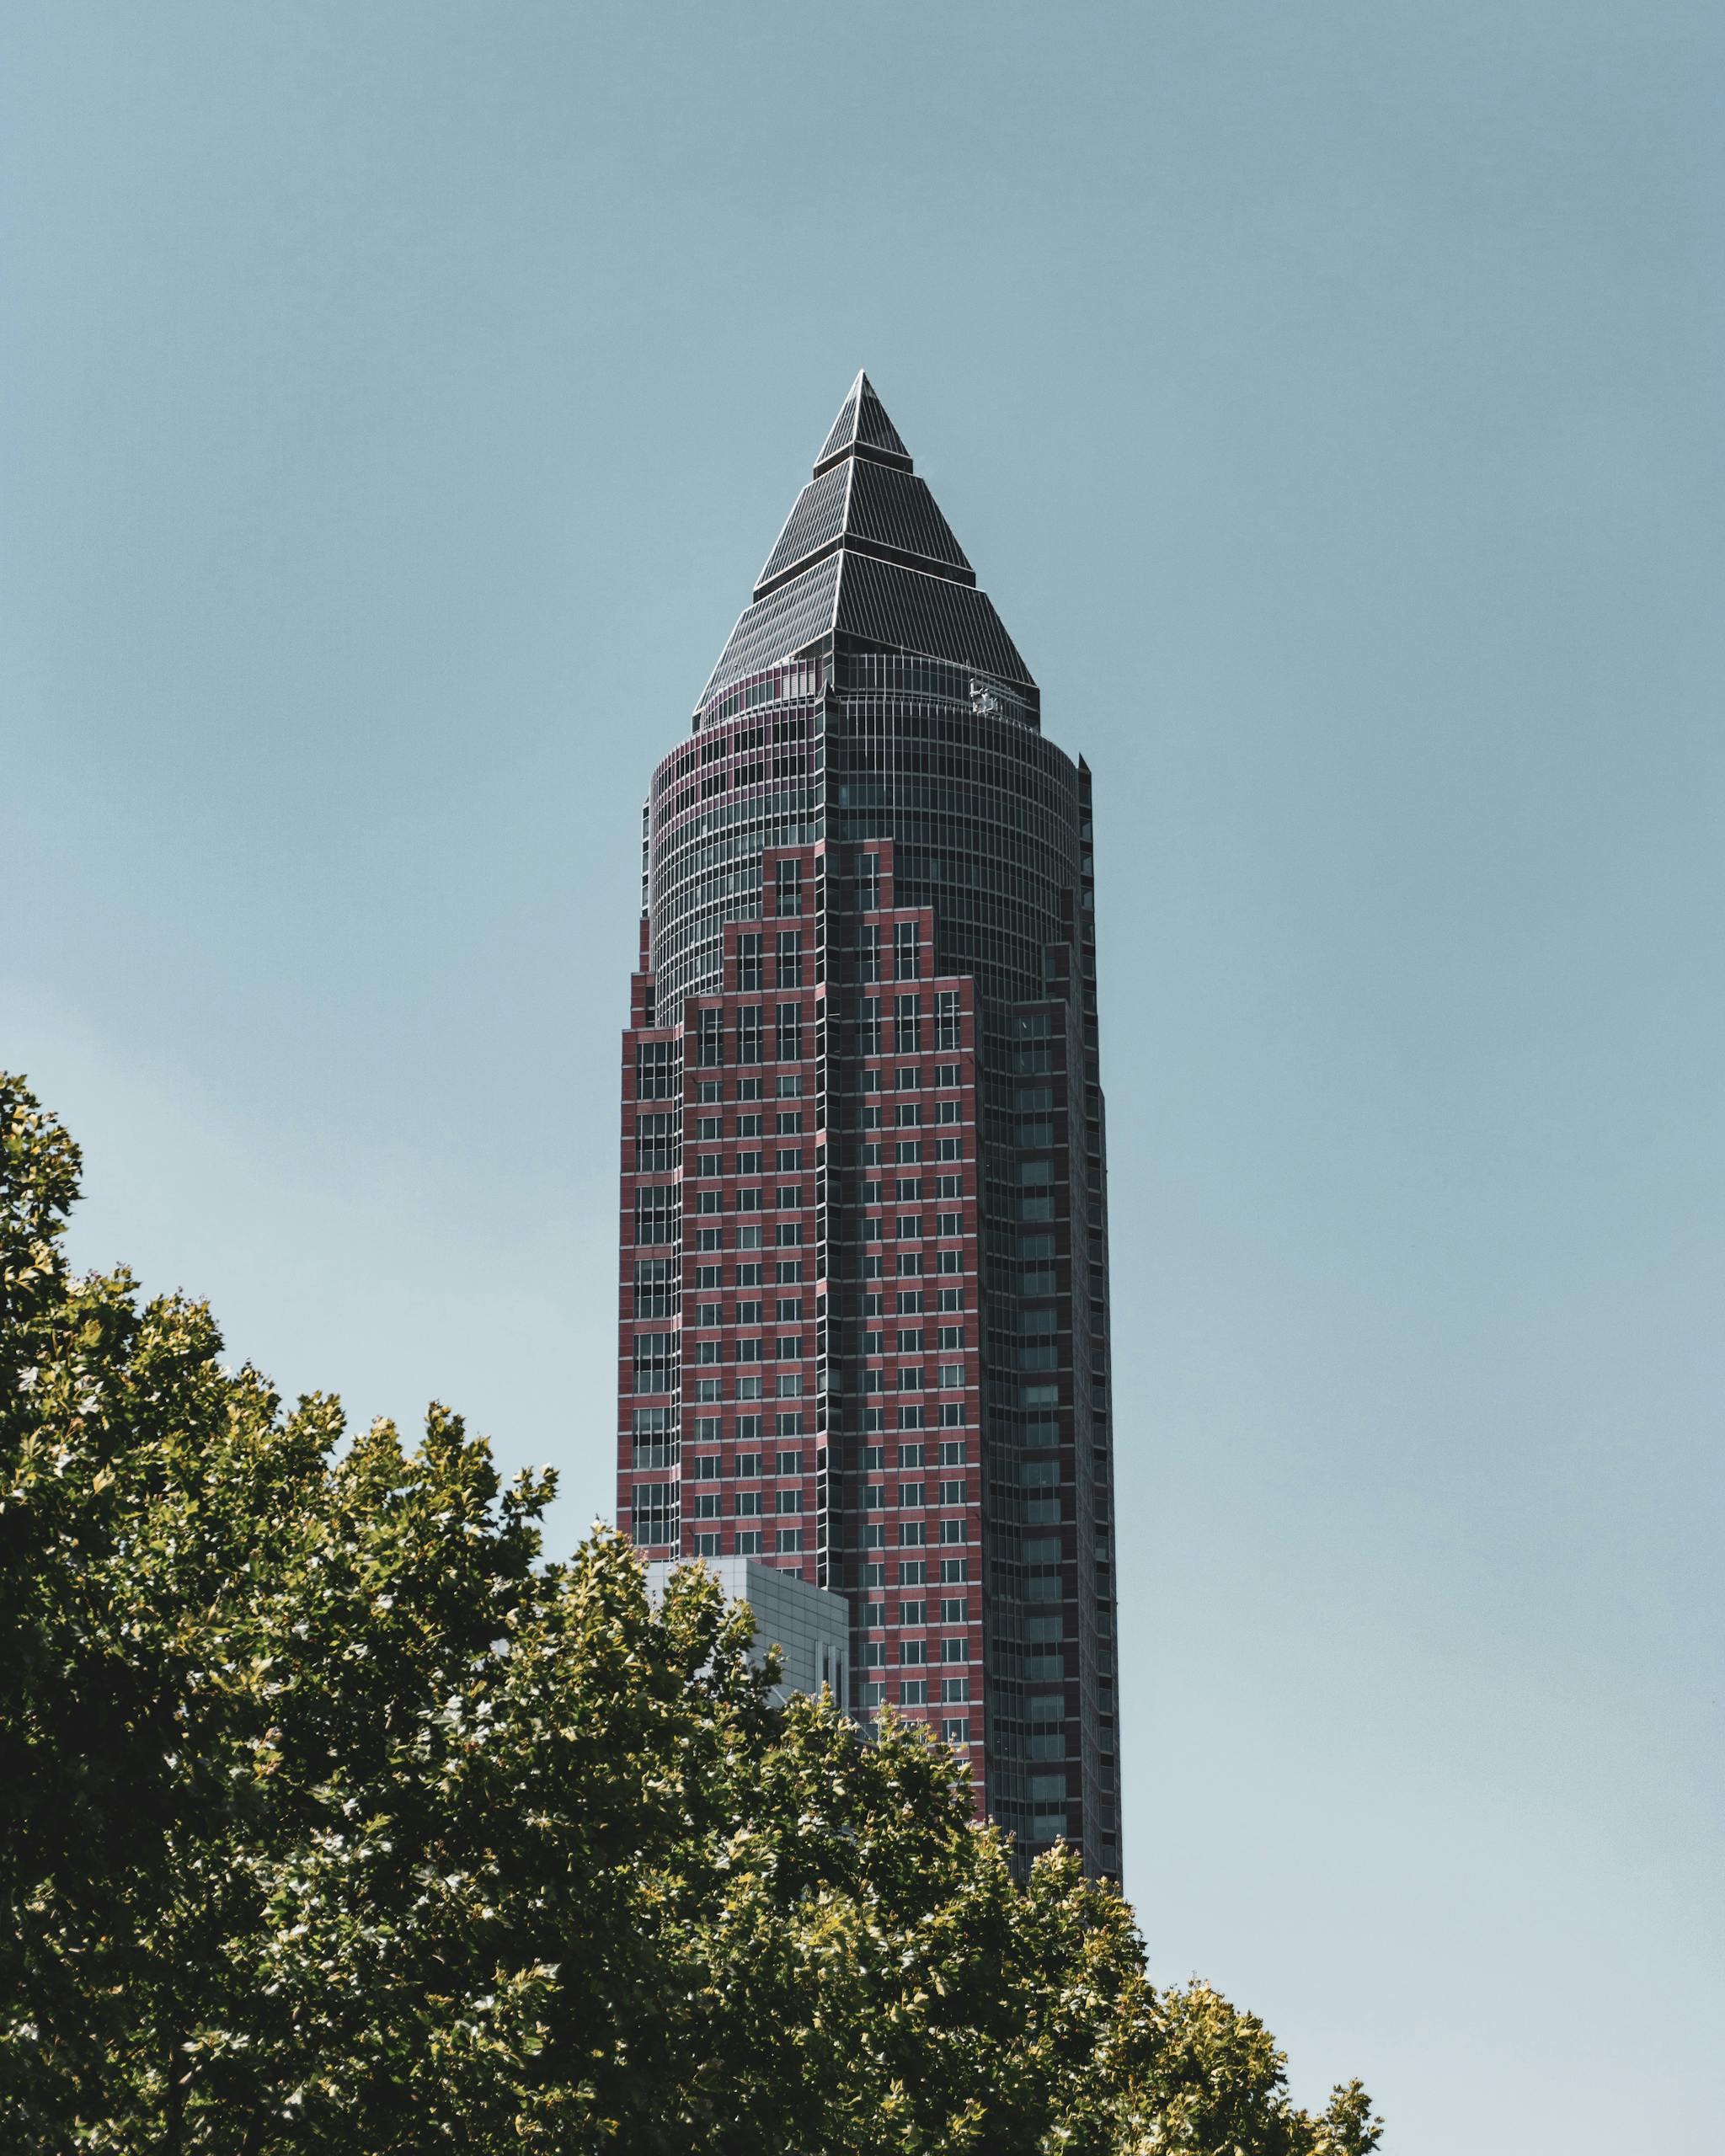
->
[0,1073,1381,2153]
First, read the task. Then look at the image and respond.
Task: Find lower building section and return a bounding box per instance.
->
[617,834,1119,1879]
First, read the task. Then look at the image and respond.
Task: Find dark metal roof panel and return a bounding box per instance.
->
[700,552,841,705]
[846,462,971,575]
[756,463,849,592]
[834,553,1033,687]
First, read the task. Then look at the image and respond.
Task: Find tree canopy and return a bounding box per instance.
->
[0,1072,1381,2153]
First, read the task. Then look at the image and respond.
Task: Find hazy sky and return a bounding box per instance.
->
[3,4,1719,2147]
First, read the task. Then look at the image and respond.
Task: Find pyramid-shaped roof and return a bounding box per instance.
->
[698,371,1033,709]
[814,370,912,472]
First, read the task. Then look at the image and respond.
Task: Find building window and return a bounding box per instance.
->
[737,1006,762,1064]
[632,1258,676,1319]
[935,991,961,1050]
[774,859,802,915]
[895,994,921,1053]
[635,1040,676,1099]
[895,921,919,979]
[776,1003,804,1061]
[633,1187,678,1247]
[630,1483,676,1546]
[697,1008,724,1066]
[776,931,803,986]
[776,1527,804,1553]
[632,1331,677,1393]
[629,1408,677,1470]
[899,1680,927,1705]
[737,934,762,991]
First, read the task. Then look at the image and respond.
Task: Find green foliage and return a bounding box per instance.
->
[0,1074,1382,2153]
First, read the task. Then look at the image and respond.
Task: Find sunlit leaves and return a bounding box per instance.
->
[0,1075,1381,2154]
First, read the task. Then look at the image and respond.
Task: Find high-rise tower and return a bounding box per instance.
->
[617,373,1119,1876]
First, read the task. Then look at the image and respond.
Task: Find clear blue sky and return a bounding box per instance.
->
[3,4,1719,2146]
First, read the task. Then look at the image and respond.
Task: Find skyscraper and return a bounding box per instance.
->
[617,373,1119,1876]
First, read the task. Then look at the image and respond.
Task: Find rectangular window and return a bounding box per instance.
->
[776,1003,804,1061]
[737,1007,762,1064]
[857,853,880,910]
[632,1257,676,1318]
[934,991,961,1050]
[633,1113,676,1171]
[737,934,763,991]
[697,1008,724,1066]
[899,1521,925,1546]
[734,1529,762,1555]
[941,1676,971,1704]
[775,1527,804,1553]
[633,1186,678,1247]
[629,1407,677,1470]
[635,1040,676,1099]
[776,931,803,987]
[895,921,918,979]
[899,1680,927,1705]
[899,1639,927,1665]
[775,859,803,915]
[631,1331,677,1393]
[895,993,921,1054]
[629,1482,676,1546]
[857,996,881,1056]
[857,923,880,981]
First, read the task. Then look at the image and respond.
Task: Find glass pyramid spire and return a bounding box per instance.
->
[699,373,1033,709]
